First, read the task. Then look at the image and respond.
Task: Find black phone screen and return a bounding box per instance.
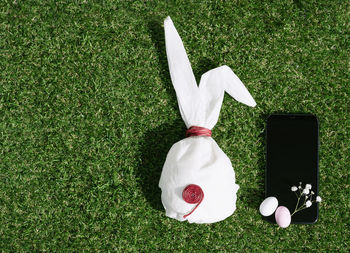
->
[266,114,319,223]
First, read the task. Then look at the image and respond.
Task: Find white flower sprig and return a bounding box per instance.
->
[290,182,322,216]
[291,186,298,192]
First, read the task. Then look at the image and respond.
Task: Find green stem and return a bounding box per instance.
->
[291,204,306,216]
[292,194,301,216]
[295,206,308,213]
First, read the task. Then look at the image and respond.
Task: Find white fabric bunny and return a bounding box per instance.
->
[159,16,256,224]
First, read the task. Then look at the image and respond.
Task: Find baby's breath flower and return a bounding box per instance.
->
[291,182,321,218]
[302,188,310,195]
[306,200,312,208]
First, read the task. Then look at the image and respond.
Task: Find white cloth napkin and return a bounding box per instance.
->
[159,16,256,224]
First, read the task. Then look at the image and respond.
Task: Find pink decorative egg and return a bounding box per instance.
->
[275,206,291,228]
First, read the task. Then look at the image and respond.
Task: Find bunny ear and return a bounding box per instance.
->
[221,66,256,107]
[164,17,199,126]
[200,65,256,107]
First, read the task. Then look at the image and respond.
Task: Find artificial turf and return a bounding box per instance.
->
[0,0,349,251]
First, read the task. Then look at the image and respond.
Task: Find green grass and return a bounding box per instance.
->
[1,0,349,251]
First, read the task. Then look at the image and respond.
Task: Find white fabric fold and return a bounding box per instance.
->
[159,16,256,223]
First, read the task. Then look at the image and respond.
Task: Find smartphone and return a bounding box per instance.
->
[266,114,319,224]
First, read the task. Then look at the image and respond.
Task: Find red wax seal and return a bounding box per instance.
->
[186,126,212,137]
[182,184,204,219]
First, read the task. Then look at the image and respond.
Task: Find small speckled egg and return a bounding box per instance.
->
[275,206,291,228]
[259,197,278,216]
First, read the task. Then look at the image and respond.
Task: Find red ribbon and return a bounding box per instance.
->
[186,126,212,137]
[182,184,204,219]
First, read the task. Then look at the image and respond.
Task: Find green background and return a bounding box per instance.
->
[1,0,349,251]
